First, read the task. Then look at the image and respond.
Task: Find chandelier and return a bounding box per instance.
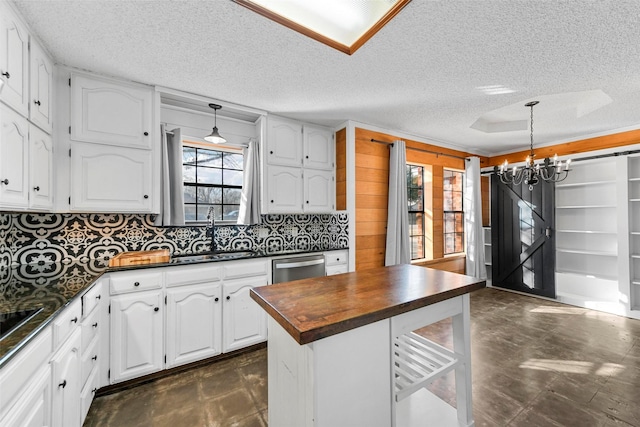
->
[495,101,571,191]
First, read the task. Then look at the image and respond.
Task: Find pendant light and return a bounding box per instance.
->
[495,101,571,191]
[204,103,227,144]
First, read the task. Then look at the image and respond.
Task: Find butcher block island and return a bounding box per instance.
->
[250,264,486,427]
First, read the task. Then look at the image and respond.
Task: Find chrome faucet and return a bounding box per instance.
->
[206,206,217,253]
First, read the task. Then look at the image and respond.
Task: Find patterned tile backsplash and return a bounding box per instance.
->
[0,212,349,268]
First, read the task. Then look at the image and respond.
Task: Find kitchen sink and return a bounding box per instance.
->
[170,251,258,264]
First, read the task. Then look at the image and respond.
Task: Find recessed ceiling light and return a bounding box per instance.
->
[476,85,516,95]
[234,0,411,55]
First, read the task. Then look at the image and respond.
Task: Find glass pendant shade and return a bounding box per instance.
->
[204,103,227,144]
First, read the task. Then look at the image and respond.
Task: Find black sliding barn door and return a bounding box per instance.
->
[491,176,556,298]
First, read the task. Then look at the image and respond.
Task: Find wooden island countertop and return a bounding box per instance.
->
[250,264,486,345]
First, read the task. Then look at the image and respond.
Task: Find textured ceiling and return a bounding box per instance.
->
[11,0,640,156]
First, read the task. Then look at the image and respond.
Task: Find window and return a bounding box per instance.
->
[407,164,425,260]
[182,144,243,223]
[443,169,464,254]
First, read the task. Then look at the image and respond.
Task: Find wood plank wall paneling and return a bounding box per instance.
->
[486,129,640,167]
[354,128,487,272]
[335,128,347,210]
[481,176,490,227]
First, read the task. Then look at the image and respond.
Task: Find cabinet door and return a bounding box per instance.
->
[70,72,153,149]
[222,276,268,353]
[51,328,82,427]
[110,290,163,383]
[29,39,53,133]
[0,104,28,208]
[70,142,153,212]
[265,165,302,213]
[304,169,335,213]
[266,117,302,167]
[29,124,53,210]
[0,365,51,427]
[0,3,29,116]
[166,282,222,368]
[303,124,334,170]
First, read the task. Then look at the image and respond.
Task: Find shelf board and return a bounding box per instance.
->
[556,230,617,235]
[556,205,617,209]
[632,232,640,236]
[556,269,618,281]
[632,254,640,259]
[630,199,640,203]
[629,177,640,182]
[556,180,616,188]
[632,280,640,286]
[556,248,618,257]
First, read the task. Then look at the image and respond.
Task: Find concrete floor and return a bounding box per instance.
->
[84,287,640,426]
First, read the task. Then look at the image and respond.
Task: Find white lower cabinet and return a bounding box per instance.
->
[325,249,349,275]
[51,328,82,427]
[166,282,223,368]
[1,364,51,427]
[110,290,163,383]
[222,276,268,353]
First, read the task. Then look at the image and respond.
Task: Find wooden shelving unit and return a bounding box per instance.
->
[483,227,491,283]
[629,156,640,310]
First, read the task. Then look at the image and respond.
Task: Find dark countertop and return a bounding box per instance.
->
[250,264,486,345]
[0,246,347,367]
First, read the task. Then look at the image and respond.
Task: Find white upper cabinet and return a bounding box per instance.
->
[266,116,303,167]
[0,103,28,207]
[264,165,303,213]
[303,124,334,171]
[70,142,152,212]
[70,72,153,149]
[304,169,334,212]
[0,2,29,116]
[29,124,53,209]
[29,38,53,133]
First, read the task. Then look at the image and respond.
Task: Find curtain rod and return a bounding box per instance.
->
[370,138,469,161]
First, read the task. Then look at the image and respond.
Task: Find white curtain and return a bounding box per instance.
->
[238,139,261,225]
[464,156,486,278]
[385,140,411,266]
[154,125,185,226]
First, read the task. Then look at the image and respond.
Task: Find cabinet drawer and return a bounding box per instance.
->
[110,271,162,295]
[80,338,99,390]
[0,327,52,415]
[81,307,100,354]
[53,300,81,349]
[165,264,222,287]
[80,367,99,424]
[326,265,348,276]
[82,282,103,318]
[325,250,348,266]
[224,259,268,280]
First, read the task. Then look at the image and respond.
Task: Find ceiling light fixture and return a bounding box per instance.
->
[495,101,571,191]
[233,0,411,55]
[204,103,227,144]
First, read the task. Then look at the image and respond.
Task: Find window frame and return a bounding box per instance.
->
[182,141,244,225]
[443,168,465,256]
[406,163,426,261]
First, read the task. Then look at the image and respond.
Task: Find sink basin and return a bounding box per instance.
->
[170,251,258,264]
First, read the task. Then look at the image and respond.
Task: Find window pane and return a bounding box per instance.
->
[183,147,196,165]
[197,187,222,204]
[198,149,222,167]
[455,212,464,232]
[455,233,464,253]
[410,235,424,260]
[452,191,463,210]
[223,205,240,221]
[223,153,243,170]
[444,213,454,233]
[408,188,423,211]
[183,166,196,183]
[223,169,243,186]
[198,205,221,221]
[184,205,196,221]
[223,188,242,204]
[444,234,454,254]
[409,212,424,236]
[443,196,452,211]
[184,186,196,203]
[197,167,222,185]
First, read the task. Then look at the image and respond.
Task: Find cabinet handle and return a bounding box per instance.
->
[34,100,41,106]
[92,322,98,328]
[143,195,149,199]
[269,151,273,154]
[71,317,78,323]
[144,131,149,136]
[58,380,67,388]
[134,282,140,287]
[33,186,40,191]
[306,201,309,204]
[154,307,159,312]
[92,355,98,361]
[96,295,101,300]
[305,155,309,159]
[337,258,340,262]
[1,71,9,78]
[215,297,219,302]
[0,179,8,185]
[92,388,97,393]
[226,296,231,301]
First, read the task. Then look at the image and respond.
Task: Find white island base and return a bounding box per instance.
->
[267,294,474,427]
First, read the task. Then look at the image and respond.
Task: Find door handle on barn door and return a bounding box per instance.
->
[545,227,551,238]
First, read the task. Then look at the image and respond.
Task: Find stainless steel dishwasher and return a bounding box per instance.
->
[272,254,326,283]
